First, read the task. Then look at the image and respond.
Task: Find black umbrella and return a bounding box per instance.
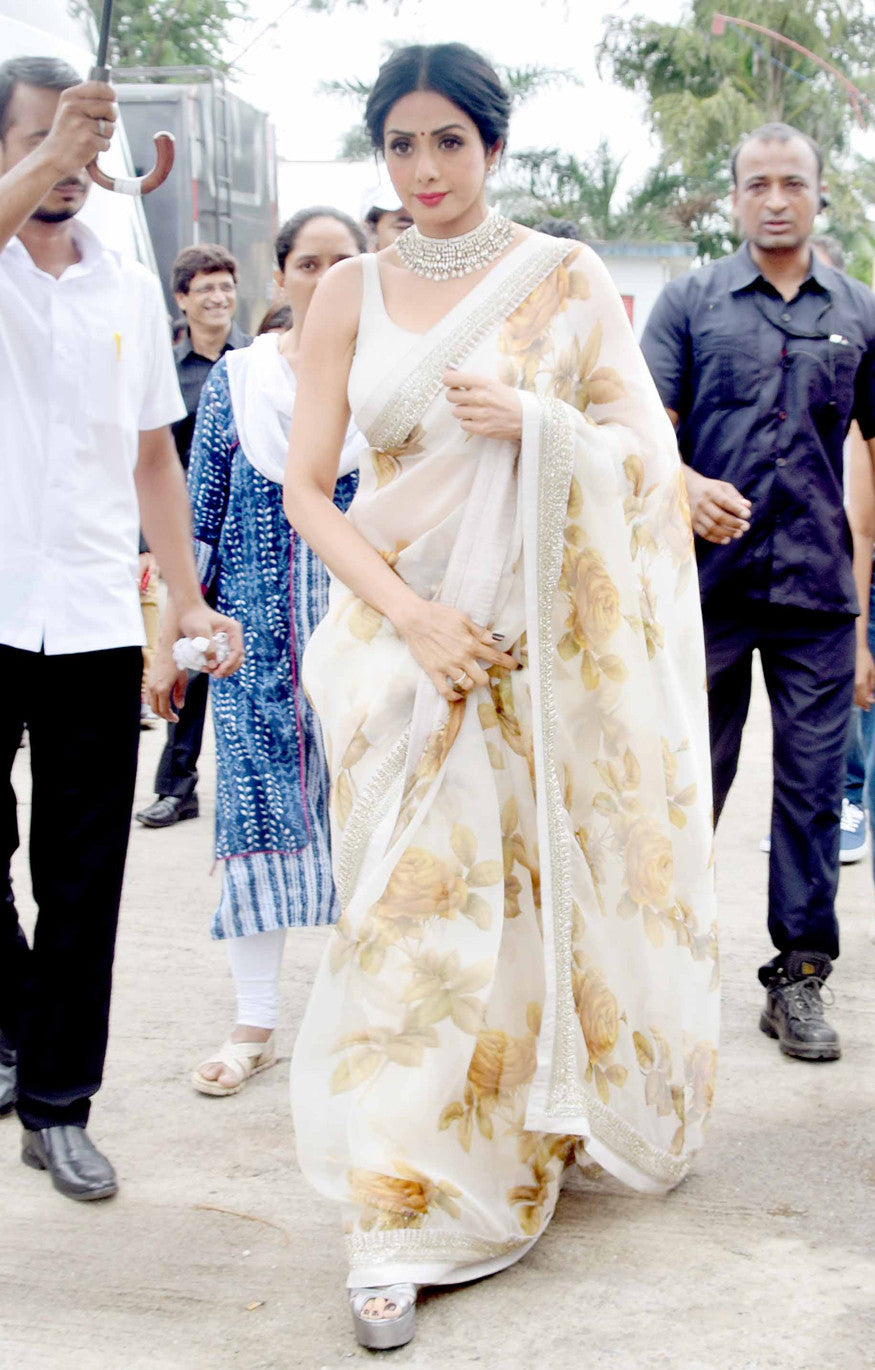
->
[87,0,175,196]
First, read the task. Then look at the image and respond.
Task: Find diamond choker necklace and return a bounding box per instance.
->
[395,208,515,280]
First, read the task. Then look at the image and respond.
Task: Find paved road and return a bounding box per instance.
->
[2,669,874,1370]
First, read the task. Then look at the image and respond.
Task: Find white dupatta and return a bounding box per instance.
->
[226,332,364,483]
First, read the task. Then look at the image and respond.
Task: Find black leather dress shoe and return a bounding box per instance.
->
[759,950,841,1061]
[0,1036,16,1118]
[134,794,199,828]
[22,1125,118,1200]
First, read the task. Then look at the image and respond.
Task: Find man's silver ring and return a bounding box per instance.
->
[451,670,471,688]
[97,117,107,137]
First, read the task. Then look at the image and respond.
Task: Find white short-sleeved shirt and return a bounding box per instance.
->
[0,221,186,655]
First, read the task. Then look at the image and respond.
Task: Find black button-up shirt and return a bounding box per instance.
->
[172,320,251,468]
[641,243,875,614]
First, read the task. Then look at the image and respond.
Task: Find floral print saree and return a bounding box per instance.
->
[291,233,719,1287]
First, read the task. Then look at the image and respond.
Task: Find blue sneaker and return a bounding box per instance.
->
[839,799,869,864]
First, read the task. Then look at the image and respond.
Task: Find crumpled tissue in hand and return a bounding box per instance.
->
[172,631,230,672]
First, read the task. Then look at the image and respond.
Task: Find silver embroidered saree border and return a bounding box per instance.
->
[529,398,581,1118]
[345,1226,529,1267]
[335,731,410,912]
[365,237,572,452]
[527,398,688,1191]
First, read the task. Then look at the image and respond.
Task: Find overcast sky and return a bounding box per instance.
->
[224,0,684,183]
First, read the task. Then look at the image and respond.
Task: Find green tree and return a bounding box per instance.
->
[497,140,689,243]
[76,0,399,72]
[598,0,875,275]
[77,0,245,69]
[339,124,373,160]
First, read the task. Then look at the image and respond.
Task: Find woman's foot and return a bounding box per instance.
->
[191,1027,276,1096]
[349,1283,417,1349]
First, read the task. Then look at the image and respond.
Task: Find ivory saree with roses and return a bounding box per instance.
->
[291,236,719,1287]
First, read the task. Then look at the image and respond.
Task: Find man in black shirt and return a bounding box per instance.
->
[136,245,250,829]
[169,245,250,470]
[642,123,875,1062]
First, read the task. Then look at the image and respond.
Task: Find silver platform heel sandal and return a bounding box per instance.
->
[349,1283,417,1350]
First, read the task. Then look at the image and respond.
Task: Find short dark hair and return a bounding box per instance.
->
[365,44,511,154]
[274,206,367,272]
[811,234,845,271]
[0,56,80,140]
[172,244,238,294]
[363,203,412,228]
[730,122,823,186]
[534,218,585,241]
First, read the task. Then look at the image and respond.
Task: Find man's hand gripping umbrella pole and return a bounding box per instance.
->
[87,0,174,196]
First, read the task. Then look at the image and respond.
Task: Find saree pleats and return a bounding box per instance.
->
[291,236,719,1285]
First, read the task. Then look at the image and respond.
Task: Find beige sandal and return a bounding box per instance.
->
[191,1033,277,1097]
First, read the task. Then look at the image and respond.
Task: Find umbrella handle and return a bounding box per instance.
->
[87,131,175,196]
[87,62,175,196]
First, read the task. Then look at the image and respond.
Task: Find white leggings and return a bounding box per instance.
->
[225,928,287,1030]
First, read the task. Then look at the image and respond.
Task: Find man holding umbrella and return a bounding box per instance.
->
[0,56,243,1201]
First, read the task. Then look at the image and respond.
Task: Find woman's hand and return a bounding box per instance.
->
[395,599,518,701]
[443,369,523,442]
[146,648,188,723]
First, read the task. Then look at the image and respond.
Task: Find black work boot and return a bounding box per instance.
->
[759,951,840,1061]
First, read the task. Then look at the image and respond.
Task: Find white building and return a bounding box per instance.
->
[588,240,697,339]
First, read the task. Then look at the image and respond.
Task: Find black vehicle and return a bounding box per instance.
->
[115,67,277,333]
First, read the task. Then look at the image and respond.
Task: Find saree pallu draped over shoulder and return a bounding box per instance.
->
[291,234,719,1288]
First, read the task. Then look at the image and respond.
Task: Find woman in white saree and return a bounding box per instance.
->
[284,43,719,1351]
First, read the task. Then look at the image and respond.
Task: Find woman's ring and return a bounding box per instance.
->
[451,670,471,688]
[97,117,107,137]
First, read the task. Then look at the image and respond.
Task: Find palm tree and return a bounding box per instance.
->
[497,140,689,243]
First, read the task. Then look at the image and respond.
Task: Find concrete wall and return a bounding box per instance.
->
[590,243,696,339]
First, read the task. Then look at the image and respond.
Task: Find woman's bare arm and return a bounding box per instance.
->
[283,260,517,700]
[283,261,421,627]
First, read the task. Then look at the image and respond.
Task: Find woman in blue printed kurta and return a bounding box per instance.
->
[182,208,368,1096]
[190,361,356,932]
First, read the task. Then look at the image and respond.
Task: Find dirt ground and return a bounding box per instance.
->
[2,666,874,1370]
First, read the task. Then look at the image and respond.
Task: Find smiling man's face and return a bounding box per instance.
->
[175,270,237,333]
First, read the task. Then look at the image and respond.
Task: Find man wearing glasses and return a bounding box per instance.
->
[135,245,251,830]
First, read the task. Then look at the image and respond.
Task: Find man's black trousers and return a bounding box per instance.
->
[704,601,854,980]
[0,644,141,1129]
[153,667,208,801]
